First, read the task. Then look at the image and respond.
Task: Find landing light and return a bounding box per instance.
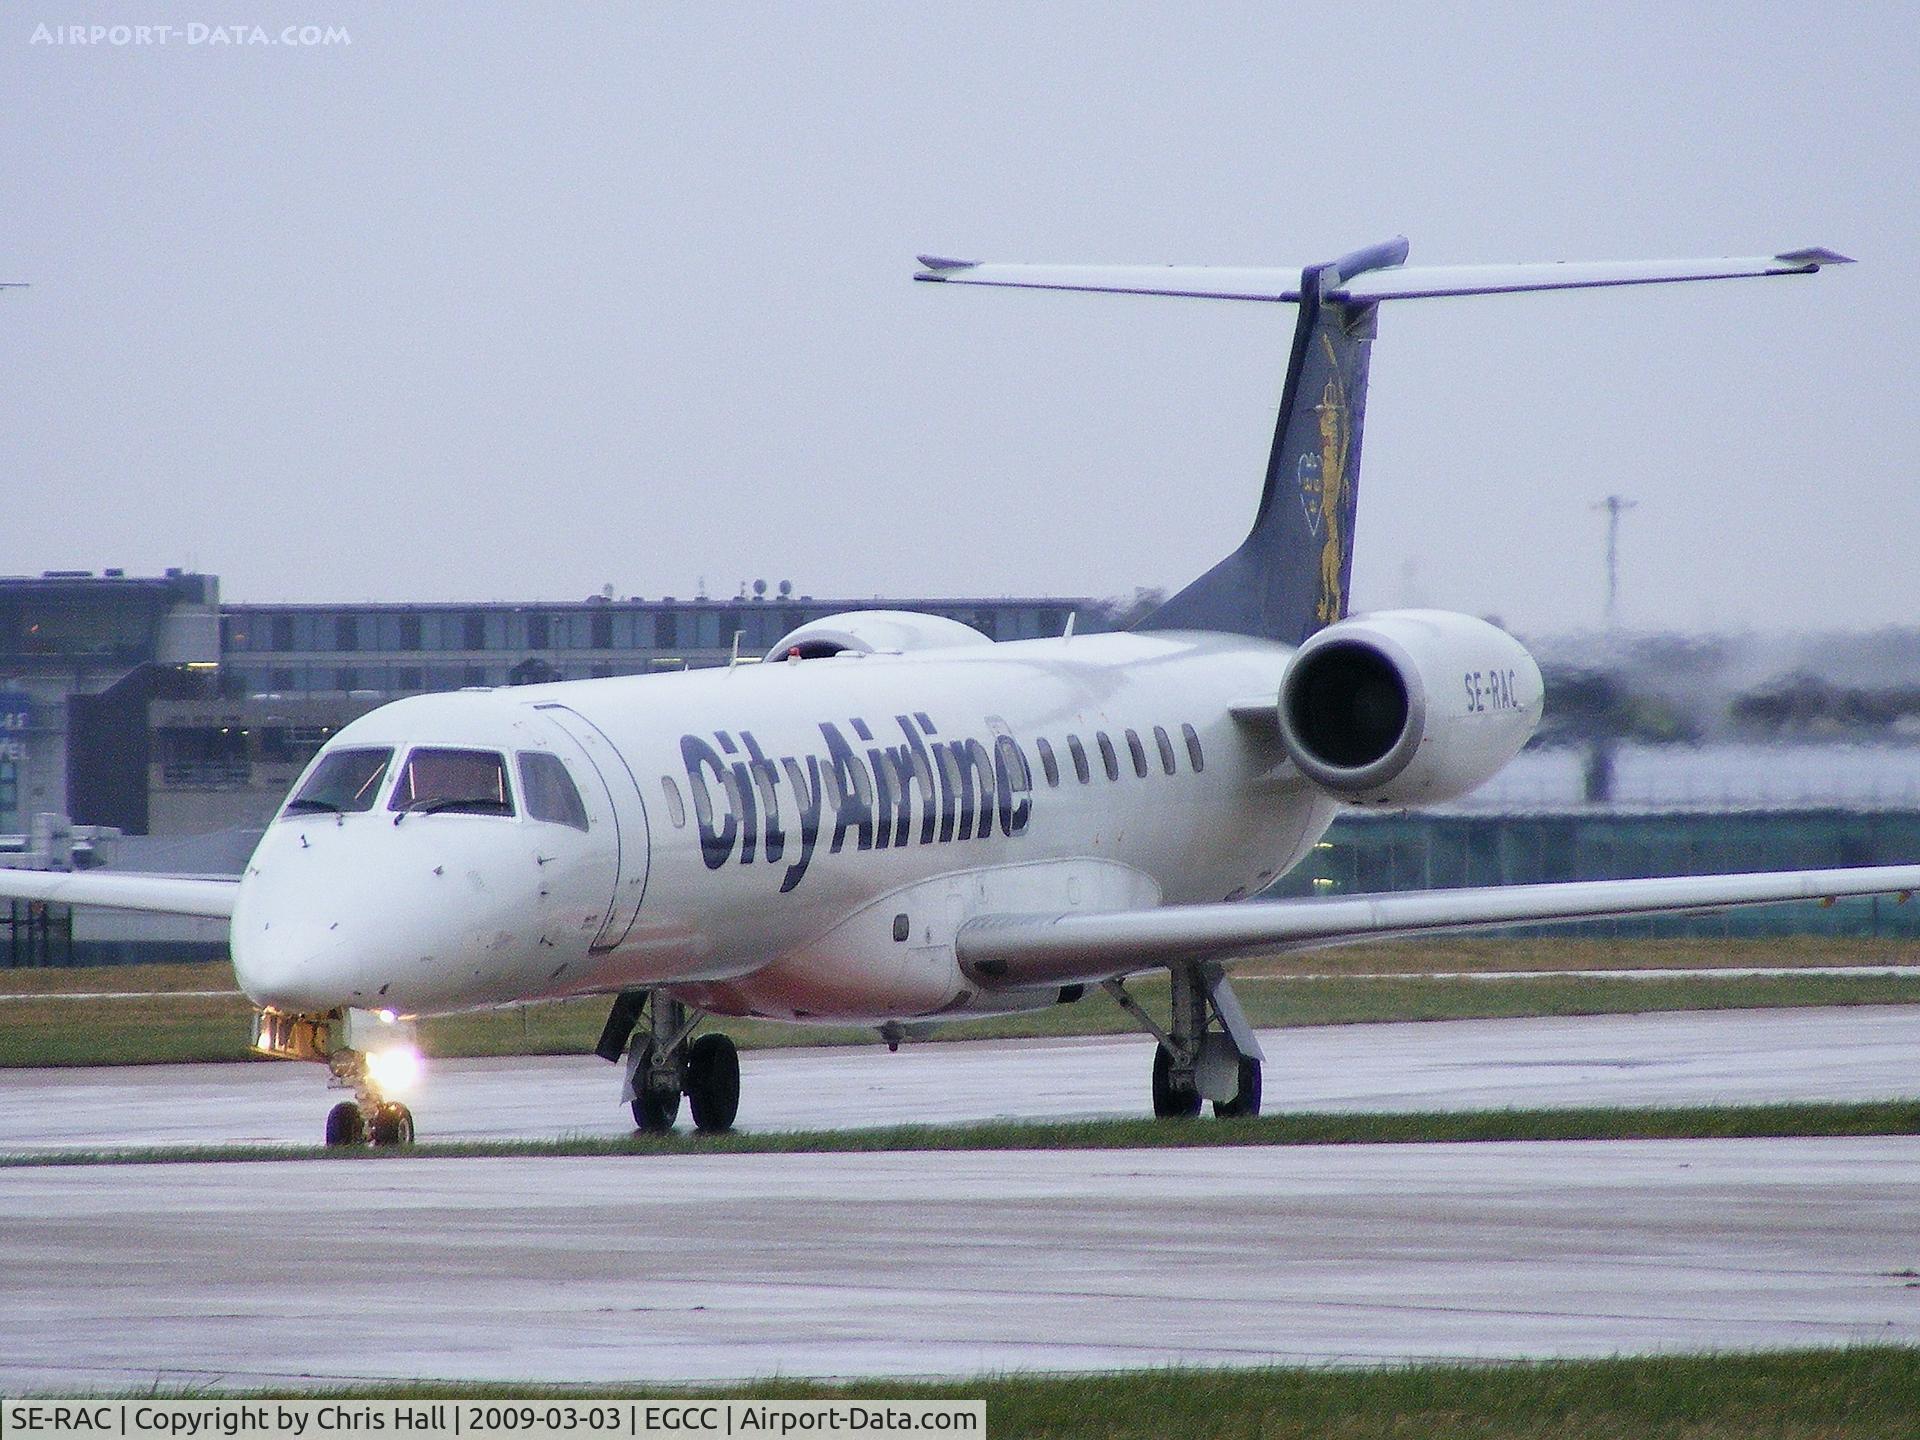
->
[365,1045,423,1097]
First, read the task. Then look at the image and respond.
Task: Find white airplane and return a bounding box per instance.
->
[5,239,1911,1148]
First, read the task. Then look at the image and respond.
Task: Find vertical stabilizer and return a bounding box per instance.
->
[1136,237,1407,644]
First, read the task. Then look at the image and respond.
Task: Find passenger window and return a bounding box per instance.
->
[660,775,688,829]
[1125,729,1148,778]
[1036,737,1060,788]
[517,752,590,831]
[389,748,514,816]
[1066,735,1091,784]
[1096,732,1120,781]
[1154,725,1177,775]
[285,747,392,816]
[995,735,1031,794]
[689,764,716,831]
[1182,723,1205,773]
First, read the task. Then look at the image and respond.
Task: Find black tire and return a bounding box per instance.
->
[686,1033,741,1134]
[368,1102,414,1147]
[1214,1057,1263,1119]
[324,1101,365,1148]
[631,1041,682,1133]
[1151,1043,1201,1119]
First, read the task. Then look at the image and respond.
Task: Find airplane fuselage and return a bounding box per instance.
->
[232,631,1339,1024]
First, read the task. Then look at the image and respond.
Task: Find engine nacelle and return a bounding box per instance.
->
[1277,609,1543,807]
[765,609,993,662]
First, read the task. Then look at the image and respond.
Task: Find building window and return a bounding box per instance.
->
[398,667,423,692]
[463,665,487,687]
[336,668,358,692]
[1154,725,1177,775]
[1125,729,1148,778]
[656,611,677,647]
[270,668,295,691]
[398,613,422,651]
[591,611,613,649]
[465,612,487,650]
[1096,732,1120,781]
[1182,723,1204,772]
[336,613,359,651]
[1066,735,1090,784]
[1036,736,1060,787]
[527,613,550,649]
[271,614,294,650]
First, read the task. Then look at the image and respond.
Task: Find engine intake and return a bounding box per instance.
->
[1277,610,1542,806]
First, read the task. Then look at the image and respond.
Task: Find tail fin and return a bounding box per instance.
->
[1139,238,1405,643]
[916,242,1850,645]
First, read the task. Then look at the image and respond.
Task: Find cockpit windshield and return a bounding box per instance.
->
[284,747,393,816]
[388,748,515,817]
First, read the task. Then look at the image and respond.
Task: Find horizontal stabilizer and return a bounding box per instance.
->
[0,868,239,918]
[914,248,1851,304]
[956,862,1920,989]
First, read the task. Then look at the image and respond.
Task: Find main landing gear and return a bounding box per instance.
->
[1106,962,1263,1119]
[253,1008,419,1149]
[595,989,739,1135]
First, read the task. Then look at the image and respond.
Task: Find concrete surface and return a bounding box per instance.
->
[2,1137,1917,1388]
[0,1005,1916,1154]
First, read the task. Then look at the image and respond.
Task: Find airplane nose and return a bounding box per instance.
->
[232,818,538,1013]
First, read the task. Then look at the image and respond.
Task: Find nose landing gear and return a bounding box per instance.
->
[595,989,740,1135]
[253,1007,420,1149]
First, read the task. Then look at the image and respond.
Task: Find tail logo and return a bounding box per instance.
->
[1310,335,1352,625]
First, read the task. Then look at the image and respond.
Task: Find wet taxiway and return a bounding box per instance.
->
[4,1006,1915,1389]
[2,1136,1916,1388]
[0,1004,1915,1154]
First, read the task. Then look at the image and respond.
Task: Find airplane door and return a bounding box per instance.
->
[534,703,649,953]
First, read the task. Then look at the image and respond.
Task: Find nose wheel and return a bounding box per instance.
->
[323,1098,416,1148]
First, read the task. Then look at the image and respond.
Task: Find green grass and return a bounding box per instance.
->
[2,941,1917,1069]
[36,1348,1920,1438]
[8,1099,1917,1168]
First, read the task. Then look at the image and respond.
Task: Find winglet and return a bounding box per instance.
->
[915,256,976,281]
[1774,247,1854,270]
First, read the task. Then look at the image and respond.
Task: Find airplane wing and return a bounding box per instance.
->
[955,863,1920,989]
[0,868,239,919]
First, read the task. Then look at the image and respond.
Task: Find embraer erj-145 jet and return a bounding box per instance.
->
[5,239,1909,1147]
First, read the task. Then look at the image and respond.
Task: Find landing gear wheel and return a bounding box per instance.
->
[1151,1043,1201,1119]
[631,1041,682,1133]
[324,1101,366,1148]
[686,1033,740,1134]
[1214,1057,1263,1119]
[367,1102,414,1147]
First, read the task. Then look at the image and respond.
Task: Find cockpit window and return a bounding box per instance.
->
[517,751,590,831]
[388,748,515,816]
[285,747,393,816]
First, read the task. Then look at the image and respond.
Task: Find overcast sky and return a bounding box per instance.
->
[2,4,1915,633]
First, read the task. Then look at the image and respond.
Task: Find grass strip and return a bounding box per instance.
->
[3,965,1919,1068]
[36,1346,1920,1438]
[7,1099,1917,1169]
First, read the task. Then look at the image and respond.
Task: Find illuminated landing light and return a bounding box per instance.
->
[365,1045,424,1097]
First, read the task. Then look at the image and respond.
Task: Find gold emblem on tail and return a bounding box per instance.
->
[1311,334,1351,624]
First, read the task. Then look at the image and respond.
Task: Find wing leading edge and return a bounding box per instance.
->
[956,864,1920,990]
[0,869,239,919]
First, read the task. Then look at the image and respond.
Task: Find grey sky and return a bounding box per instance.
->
[3,4,1915,632]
